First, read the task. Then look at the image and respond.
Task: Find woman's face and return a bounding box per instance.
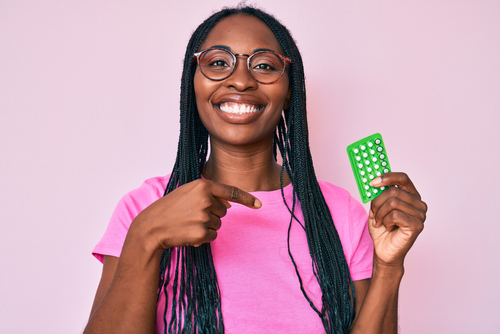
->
[194,14,290,147]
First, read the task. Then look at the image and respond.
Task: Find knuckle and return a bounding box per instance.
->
[194,210,210,223]
[227,186,240,201]
[390,210,405,222]
[387,197,399,209]
[422,200,429,213]
[387,186,399,197]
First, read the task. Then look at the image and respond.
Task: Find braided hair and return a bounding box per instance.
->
[158,5,356,334]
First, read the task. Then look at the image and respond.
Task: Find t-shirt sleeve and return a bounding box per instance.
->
[92,177,166,263]
[346,196,373,281]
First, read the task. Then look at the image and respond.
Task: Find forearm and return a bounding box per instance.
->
[350,261,404,334]
[84,226,163,334]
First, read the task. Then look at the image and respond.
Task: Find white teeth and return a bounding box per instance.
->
[219,102,261,114]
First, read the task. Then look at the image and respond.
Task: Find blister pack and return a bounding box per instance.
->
[347,133,392,203]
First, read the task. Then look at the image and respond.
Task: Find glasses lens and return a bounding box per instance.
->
[249,52,285,83]
[199,49,234,80]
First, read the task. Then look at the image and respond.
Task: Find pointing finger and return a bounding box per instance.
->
[208,181,262,209]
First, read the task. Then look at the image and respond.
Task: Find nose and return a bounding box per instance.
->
[224,55,258,91]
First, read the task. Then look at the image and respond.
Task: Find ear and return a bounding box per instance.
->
[283,85,292,110]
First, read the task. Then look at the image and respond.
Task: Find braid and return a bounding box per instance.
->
[158,5,355,333]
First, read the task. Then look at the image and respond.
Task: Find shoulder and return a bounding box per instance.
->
[316,180,363,213]
[316,179,352,201]
[315,179,367,234]
[118,174,170,207]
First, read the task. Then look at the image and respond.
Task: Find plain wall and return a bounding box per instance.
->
[1,1,499,333]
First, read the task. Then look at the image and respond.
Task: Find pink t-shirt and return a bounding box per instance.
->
[93,175,373,333]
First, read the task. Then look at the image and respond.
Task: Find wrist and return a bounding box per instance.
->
[122,216,164,263]
[372,256,405,281]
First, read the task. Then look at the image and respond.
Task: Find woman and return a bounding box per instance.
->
[85,5,427,334]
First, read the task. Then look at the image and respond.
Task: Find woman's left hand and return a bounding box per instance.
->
[368,172,427,267]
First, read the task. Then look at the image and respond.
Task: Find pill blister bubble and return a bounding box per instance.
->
[363,152,368,158]
[361,145,366,150]
[384,168,389,173]
[366,192,372,197]
[367,167,372,172]
[368,142,373,147]
[365,160,370,165]
[360,171,365,175]
[377,147,383,152]
[356,156,361,161]
[376,171,381,176]
[362,178,367,183]
[373,189,378,194]
[375,139,381,144]
[372,157,377,162]
[381,161,387,167]
[358,163,363,168]
[369,174,374,179]
[370,150,375,155]
[374,164,379,169]
[364,185,369,190]
[379,154,385,159]
[354,148,359,154]
[380,186,385,190]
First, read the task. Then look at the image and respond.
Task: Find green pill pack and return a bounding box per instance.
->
[347,133,392,203]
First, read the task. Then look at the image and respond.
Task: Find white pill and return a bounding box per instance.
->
[364,185,369,190]
[380,186,385,190]
[363,152,368,158]
[362,178,367,183]
[384,168,389,173]
[358,163,363,168]
[366,192,372,197]
[374,164,379,169]
[365,160,370,165]
[356,156,361,161]
[376,171,381,176]
[377,147,383,152]
[375,139,381,144]
[369,174,374,179]
[360,171,365,175]
[379,154,385,159]
[367,167,372,172]
[381,161,387,166]
[373,189,378,193]
[368,142,373,147]
[372,157,377,162]
[354,148,359,154]
[361,145,366,150]
[370,150,375,155]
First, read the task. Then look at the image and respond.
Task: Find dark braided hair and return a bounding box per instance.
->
[158,5,356,334]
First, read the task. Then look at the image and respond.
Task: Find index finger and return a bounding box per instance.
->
[208,181,262,209]
[369,172,421,200]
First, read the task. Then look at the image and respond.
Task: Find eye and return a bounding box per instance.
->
[253,63,275,71]
[209,59,230,67]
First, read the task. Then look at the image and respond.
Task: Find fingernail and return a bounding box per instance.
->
[254,198,262,209]
[369,177,382,187]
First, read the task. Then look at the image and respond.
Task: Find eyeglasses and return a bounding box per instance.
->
[193,47,291,84]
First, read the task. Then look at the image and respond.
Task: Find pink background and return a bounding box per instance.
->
[1,1,499,333]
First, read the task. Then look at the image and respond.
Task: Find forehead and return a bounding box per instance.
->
[200,14,285,54]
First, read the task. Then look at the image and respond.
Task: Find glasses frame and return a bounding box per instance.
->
[193,47,292,85]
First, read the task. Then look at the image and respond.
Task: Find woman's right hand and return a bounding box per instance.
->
[128,179,262,252]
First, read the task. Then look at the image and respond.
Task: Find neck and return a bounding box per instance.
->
[202,137,290,192]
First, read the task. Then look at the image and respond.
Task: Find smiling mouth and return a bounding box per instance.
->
[217,102,264,115]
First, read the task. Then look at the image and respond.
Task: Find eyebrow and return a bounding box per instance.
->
[208,45,277,54]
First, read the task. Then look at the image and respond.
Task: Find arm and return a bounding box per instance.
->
[84,228,164,333]
[350,172,427,333]
[84,180,261,334]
